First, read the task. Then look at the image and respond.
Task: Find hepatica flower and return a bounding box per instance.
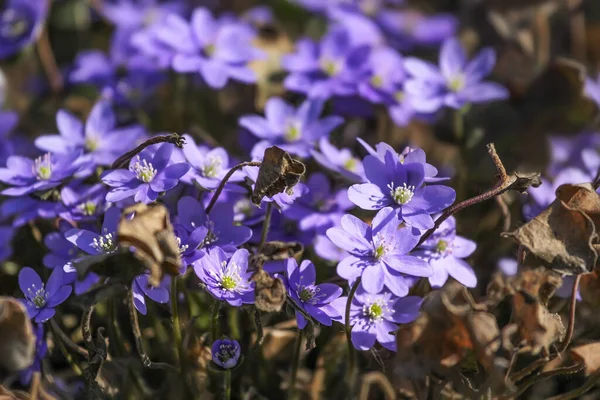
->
[404,37,509,112]
[194,248,254,307]
[65,206,121,257]
[19,267,72,323]
[0,151,86,196]
[412,216,477,288]
[58,182,108,222]
[0,0,47,60]
[283,259,342,329]
[240,97,344,159]
[326,207,432,296]
[285,172,354,233]
[0,225,14,262]
[101,143,190,204]
[176,196,252,254]
[311,137,365,183]
[181,134,244,190]
[212,338,241,369]
[155,7,262,88]
[35,101,144,167]
[132,274,170,315]
[332,285,422,351]
[282,25,371,100]
[348,148,455,229]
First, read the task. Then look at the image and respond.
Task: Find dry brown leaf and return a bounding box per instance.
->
[570,342,600,375]
[580,269,600,306]
[0,297,36,373]
[504,183,600,275]
[251,269,286,313]
[117,203,181,287]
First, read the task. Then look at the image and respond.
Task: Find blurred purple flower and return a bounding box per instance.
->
[154,7,262,88]
[285,172,354,233]
[240,97,343,159]
[314,232,349,263]
[413,216,477,288]
[0,0,48,59]
[331,285,422,351]
[377,10,457,50]
[282,26,371,100]
[58,182,108,222]
[348,148,455,229]
[194,247,254,307]
[0,225,14,262]
[19,323,46,385]
[0,196,57,227]
[131,273,170,315]
[311,137,365,183]
[176,196,252,254]
[404,37,508,112]
[211,338,241,369]
[282,259,342,329]
[326,207,432,296]
[102,143,189,204]
[19,266,72,323]
[65,206,121,257]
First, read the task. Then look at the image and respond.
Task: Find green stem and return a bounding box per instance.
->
[288,329,304,400]
[453,108,464,142]
[224,369,232,400]
[171,277,187,376]
[212,300,222,342]
[258,202,274,251]
[345,279,361,383]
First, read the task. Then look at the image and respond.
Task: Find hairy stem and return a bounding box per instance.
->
[171,277,188,377]
[111,133,186,169]
[205,161,262,214]
[212,300,222,342]
[346,279,361,383]
[258,202,273,251]
[224,369,232,400]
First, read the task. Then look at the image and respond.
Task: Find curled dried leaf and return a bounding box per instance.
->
[251,146,306,206]
[251,269,286,313]
[503,183,600,275]
[571,342,600,376]
[118,203,181,287]
[0,297,36,373]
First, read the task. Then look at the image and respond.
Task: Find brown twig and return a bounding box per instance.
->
[496,194,511,232]
[258,202,273,252]
[557,274,582,353]
[504,362,584,399]
[50,319,88,358]
[546,370,600,400]
[510,351,550,382]
[416,143,541,247]
[205,161,262,214]
[36,25,63,93]
[111,133,186,169]
[358,372,396,400]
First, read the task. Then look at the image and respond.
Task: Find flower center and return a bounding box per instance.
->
[85,137,98,152]
[202,156,223,178]
[374,244,386,260]
[284,124,301,142]
[27,285,48,308]
[321,59,340,76]
[176,237,189,255]
[363,299,389,322]
[436,239,448,253]
[33,154,53,181]
[344,157,358,171]
[234,198,254,218]
[388,182,415,205]
[0,9,29,40]
[77,201,97,216]
[370,74,383,88]
[394,90,405,103]
[214,260,246,293]
[216,343,237,364]
[92,231,118,254]
[200,219,219,247]
[132,156,157,183]
[298,285,318,303]
[448,75,465,92]
[204,44,216,57]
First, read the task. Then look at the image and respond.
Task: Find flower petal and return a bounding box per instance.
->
[384,255,432,277]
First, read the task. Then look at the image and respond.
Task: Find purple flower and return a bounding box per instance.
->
[43,221,79,270]
[0,225,14,262]
[35,101,145,167]
[404,37,509,112]
[376,10,457,50]
[101,143,190,204]
[285,172,354,233]
[311,137,365,183]
[176,196,252,254]
[0,151,87,196]
[326,207,432,296]
[0,0,48,59]
[283,259,342,329]
[19,266,72,323]
[240,97,344,159]
[211,338,241,369]
[348,148,455,229]
[412,216,477,288]
[154,8,262,88]
[58,182,108,222]
[174,223,207,269]
[131,274,170,315]
[332,285,422,351]
[0,111,21,166]
[19,323,46,385]
[314,228,349,263]
[194,248,254,307]
[0,196,57,227]
[282,26,371,100]
[181,134,244,190]
[65,207,121,257]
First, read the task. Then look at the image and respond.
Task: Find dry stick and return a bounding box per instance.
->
[558,274,582,353]
[127,290,178,372]
[111,133,186,170]
[495,194,511,232]
[253,309,265,348]
[82,305,95,356]
[358,372,396,400]
[50,319,88,358]
[504,362,584,399]
[416,143,539,247]
[258,202,273,252]
[546,370,600,400]
[510,351,550,383]
[205,161,262,215]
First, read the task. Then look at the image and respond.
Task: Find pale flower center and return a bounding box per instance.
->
[92,231,118,254]
[216,343,237,364]
[176,237,189,255]
[448,75,465,92]
[344,157,358,171]
[27,285,47,308]
[388,182,415,205]
[284,124,302,142]
[77,201,97,216]
[85,136,98,152]
[321,59,340,76]
[363,298,390,322]
[33,154,53,181]
[0,9,29,39]
[132,156,157,183]
[394,90,405,103]
[370,74,383,88]
[436,239,448,253]
[212,260,247,293]
[202,156,223,178]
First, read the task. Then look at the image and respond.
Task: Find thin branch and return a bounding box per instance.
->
[557,274,582,353]
[205,161,261,214]
[253,308,265,348]
[36,25,63,93]
[81,305,95,356]
[416,143,540,247]
[505,362,584,399]
[358,371,396,400]
[50,319,88,358]
[510,353,550,382]
[496,194,511,232]
[111,133,186,169]
[345,279,361,383]
[547,370,600,400]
